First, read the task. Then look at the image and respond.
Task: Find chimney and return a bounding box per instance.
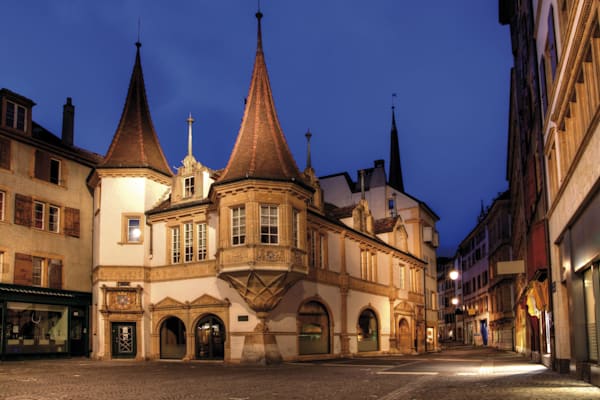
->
[62,97,74,146]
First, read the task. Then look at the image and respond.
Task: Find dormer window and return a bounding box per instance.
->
[183,176,195,198]
[5,101,27,132]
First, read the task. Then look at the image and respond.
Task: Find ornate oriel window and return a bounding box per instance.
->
[231,206,246,245]
[260,205,278,244]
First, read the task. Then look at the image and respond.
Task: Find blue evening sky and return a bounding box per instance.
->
[0,1,512,256]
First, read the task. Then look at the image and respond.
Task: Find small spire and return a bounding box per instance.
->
[187,113,194,158]
[360,169,366,200]
[389,98,404,192]
[256,8,263,51]
[137,17,141,44]
[305,129,312,170]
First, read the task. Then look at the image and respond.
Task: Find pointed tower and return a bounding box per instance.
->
[388,106,404,192]
[217,11,302,184]
[88,42,172,360]
[211,11,313,365]
[101,42,172,177]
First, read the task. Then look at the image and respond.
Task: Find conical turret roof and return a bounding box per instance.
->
[101,42,172,177]
[217,12,302,184]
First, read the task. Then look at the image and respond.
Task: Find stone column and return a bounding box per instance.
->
[240,311,282,365]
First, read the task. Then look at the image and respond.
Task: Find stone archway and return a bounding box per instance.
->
[298,300,330,355]
[160,316,186,359]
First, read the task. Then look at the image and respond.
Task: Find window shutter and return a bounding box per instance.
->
[14,253,33,285]
[0,136,10,170]
[14,194,33,226]
[34,149,50,181]
[48,259,63,289]
[64,207,80,238]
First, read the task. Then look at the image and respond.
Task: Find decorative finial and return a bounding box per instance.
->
[136,18,142,49]
[187,113,194,158]
[392,93,397,110]
[305,129,313,170]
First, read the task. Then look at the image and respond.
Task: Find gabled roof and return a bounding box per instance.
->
[217,12,302,184]
[101,42,172,177]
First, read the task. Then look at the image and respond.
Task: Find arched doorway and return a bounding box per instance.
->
[298,301,330,355]
[196,314,225,360]
[357,309,378,352]
[398,318,411,353]
[160,317,186,359]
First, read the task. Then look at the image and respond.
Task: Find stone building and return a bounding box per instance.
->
[89,12,439,363]
[537,0,600,384]
[500,0,553,367]
[0,88,101,358]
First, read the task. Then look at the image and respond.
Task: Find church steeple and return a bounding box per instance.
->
[388,105,404,192]
[217,11,302,184]
[101,42,172,177]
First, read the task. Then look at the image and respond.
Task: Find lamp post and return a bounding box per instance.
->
[451,297,459,342]
[449,269,462,344]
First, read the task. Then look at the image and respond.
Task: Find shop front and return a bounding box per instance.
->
[0,284,91,359]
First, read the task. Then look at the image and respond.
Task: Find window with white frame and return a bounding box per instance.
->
[32,256,43,286]
[197,223,207,260]
[127,217,141,242]
[231,206,246,245]
[260,205,278,244]
[5,101,27,131]
[33,201,45,229]
[0,190,5,221]
[184,176,195,198]
[171,226,181,264]
[48,205,60,233]
[184,222,194,262]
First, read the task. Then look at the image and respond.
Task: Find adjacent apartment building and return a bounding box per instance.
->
[0,89,101,358]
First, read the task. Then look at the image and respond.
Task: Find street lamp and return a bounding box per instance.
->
[451,297,459,342]
[449,269,463,343]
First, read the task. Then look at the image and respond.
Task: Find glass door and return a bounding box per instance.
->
[111,322,136,359]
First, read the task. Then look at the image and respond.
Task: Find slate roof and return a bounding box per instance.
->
[217,12,302,184]
[101,42,172,177]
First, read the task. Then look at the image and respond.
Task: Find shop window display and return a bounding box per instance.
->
[4,302,68,353]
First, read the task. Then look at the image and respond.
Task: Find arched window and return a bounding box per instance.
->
[357,309,378,352]
[298,301,330,355]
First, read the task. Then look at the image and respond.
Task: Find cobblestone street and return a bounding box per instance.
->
[1,347,599,400]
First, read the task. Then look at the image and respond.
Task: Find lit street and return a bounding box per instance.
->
[1,346,599,400]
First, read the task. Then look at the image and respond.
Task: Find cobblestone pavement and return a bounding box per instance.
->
[1,347,600,400]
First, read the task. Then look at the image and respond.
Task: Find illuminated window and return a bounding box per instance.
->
[33,201,44,229]
[184,176,194,198]
[48,205,60,233]
[184,222,193,262]
[127,217,141,242]
[260,205,278,244]
[197,223,207,260]
[231,206,245,245]
[171,226,181,264]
